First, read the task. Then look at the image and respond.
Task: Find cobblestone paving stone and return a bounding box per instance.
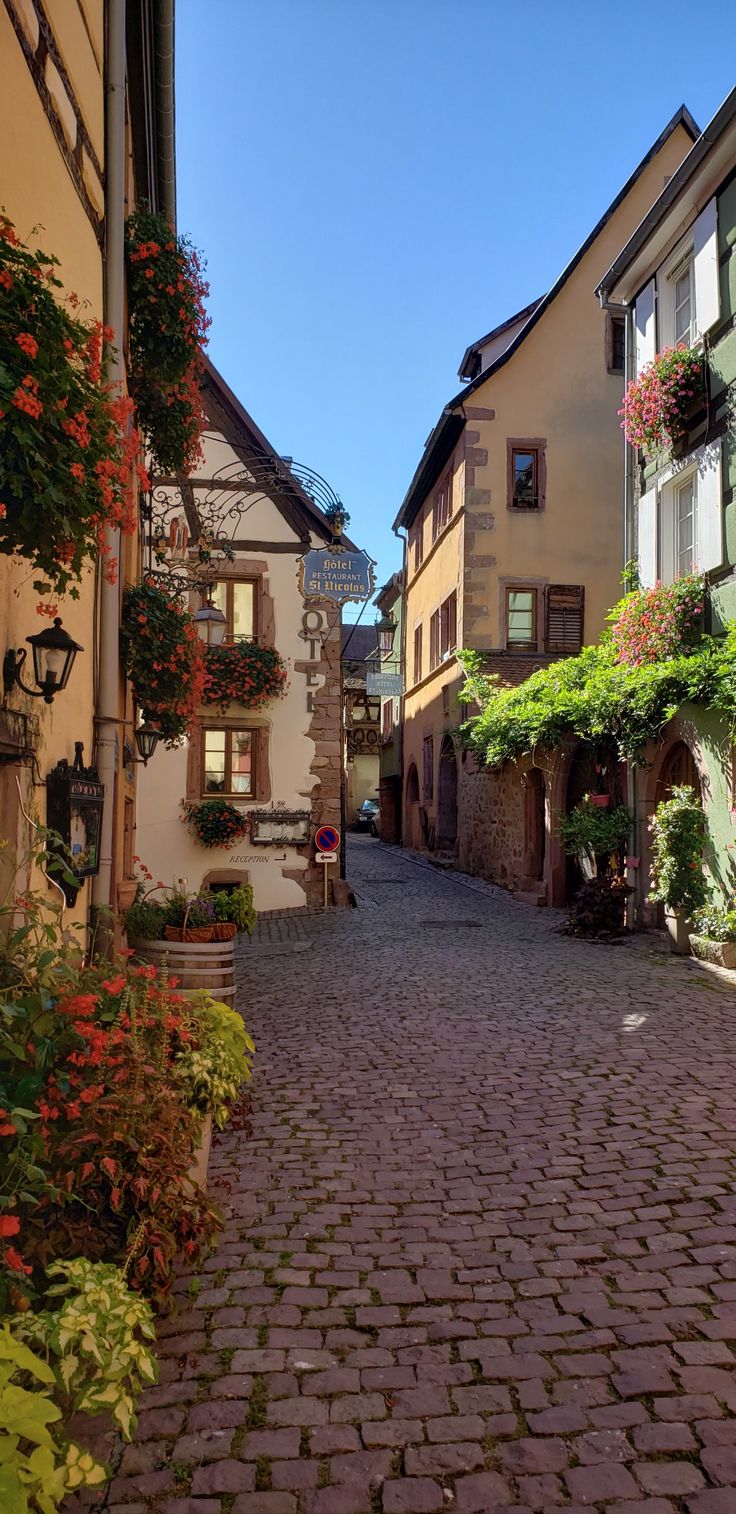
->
[107,837,736,1514]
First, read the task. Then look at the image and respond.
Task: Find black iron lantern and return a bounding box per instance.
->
[375,610,396,657]
[134,722,162,765]
[3,618,83,704]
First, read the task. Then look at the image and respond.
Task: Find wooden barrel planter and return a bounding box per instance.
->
[131,937,236,1002]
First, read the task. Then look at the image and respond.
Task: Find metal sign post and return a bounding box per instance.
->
[314,825,340,909]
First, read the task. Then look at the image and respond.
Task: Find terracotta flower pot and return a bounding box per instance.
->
[589,794,610,808]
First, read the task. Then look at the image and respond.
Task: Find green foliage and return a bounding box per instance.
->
[162,892,215,930]
[466,626,736,767]
[211,884,256,935]
[175,994,255,1129]
[648,785,709,916]
[559,800,633,870]
[123,899,166,943]
[0,1324,106,1514]
[608,574,704,666]
[203,642,288,711]
[120,580,206,746]
[457,650,501,716]
[690,900,736,943]
[10,1258,157,1441]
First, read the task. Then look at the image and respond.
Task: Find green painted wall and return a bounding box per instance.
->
[677,700,736,902]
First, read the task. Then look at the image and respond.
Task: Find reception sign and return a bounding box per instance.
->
[367,671,403,697]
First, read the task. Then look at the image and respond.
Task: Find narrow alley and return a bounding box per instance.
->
[111,840,736,1514]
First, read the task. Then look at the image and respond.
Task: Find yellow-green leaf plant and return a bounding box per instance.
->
[0,1325,106,1514]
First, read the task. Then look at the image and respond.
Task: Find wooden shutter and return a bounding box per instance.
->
[448,592,457,650]
[697,438,723,573]
[545,585,584,653]
[638,485,657,588]
[634,279,656,373]
[693,197,720,338]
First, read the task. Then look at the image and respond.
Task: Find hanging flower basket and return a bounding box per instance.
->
[121,579,206,744]
[0,216,145,598]
[203,642,288,711]
[608,575,704,667]
[588,794,610,808]
[619,346,704,454]
[125,207,210,476]
[182,799,251,847]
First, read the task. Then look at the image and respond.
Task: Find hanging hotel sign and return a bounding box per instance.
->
[367,670,403,697]
[300,547,375,604]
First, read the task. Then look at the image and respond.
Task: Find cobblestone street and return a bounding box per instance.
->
[111,838,736,1514]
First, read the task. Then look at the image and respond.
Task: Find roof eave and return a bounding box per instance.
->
[392,409,466,532]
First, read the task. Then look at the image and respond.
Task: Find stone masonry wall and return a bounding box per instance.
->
[457,758,525,890]
[287,601,342,907]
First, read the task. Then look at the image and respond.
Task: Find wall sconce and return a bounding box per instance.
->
[375,610,396,658]
[193,597,227,647]
[134,722,162,766]
[3,618,83,704]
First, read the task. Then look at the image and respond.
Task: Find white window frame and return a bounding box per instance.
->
[658,462,697,586]
[657,232,696,352]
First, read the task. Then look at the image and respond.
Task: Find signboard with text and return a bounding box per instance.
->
[300,547,375,604]
[367,671,403,697]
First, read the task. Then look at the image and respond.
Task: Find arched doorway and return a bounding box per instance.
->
[405,763,420,849]
[657,740,701,802]
[437,737,458,851]
[524,768,545,881]
[564,741,621,897]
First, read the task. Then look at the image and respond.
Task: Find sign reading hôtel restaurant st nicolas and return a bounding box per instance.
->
[300,546,375,604]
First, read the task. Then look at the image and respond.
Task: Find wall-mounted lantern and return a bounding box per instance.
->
[375,610,397,658]
[193,597,227,647]
[3,618,83,704]
[46,743,105,905]
[134,722,162,765]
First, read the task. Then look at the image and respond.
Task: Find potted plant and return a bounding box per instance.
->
[324,502,350,538]
[124,897,167,944]
[174,991,255,1189]
[608,574,705,668]
[210,883,257,940]
[121,580,206,745]
[164,891,215,942]
[559,799,633,875]
[648,784,709,953]
[181,798,250,847]
[689,901,736,969]
[203,642,288,712]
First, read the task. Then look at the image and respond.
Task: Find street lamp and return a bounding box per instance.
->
[193,596,227,647]
[3,618,83,704]
[375,610,396,658]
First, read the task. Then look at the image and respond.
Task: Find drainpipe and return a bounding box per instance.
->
[155,0,177,225]
[394,525,408,843]
[91,0,127,947]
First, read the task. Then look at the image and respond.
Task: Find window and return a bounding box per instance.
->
[675,475,696,577]
[672,256,695,347]
[429,608,441,670]
[202,727,255,795]
[210,580,257,642]
[410,518,424,573]
[439,592,457,660]
[606,313,625,374]
[423,735,433,801]
[432,469,452,541]
[413,623,423,684]
[505,588,537,649]
[507,439,546,510]
[545,585,584,653]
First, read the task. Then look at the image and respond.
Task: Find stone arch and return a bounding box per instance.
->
[437,736,458,851]
[657,740,702,802]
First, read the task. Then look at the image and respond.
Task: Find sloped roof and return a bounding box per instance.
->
[341,623,378,663]
[457,299,543,383]
[393,104,699,533]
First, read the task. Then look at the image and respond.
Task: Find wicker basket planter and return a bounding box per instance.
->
[164,924,214,943]
[689,934,736,969]
[212,921,237,942]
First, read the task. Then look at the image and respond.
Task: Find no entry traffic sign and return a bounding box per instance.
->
[314,824,340,853]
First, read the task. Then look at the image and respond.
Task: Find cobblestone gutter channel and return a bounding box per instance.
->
[98,837,736,1514]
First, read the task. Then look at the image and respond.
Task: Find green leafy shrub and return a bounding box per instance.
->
[123,899,166,942]
[559,800,633,873]
[211,884,256,934]
[203,642,288,711]
[120,580,206,745]
[175,994,255,1128]
[649,785,709,916]
[10,1258,157,1440]
[0,1324,107,1513]
[163,892,215,930]
[690,900,736,942]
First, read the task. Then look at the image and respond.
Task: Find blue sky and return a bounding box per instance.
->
[176,1,734,618]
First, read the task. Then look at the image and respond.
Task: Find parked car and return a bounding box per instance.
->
[355,798,379,835]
